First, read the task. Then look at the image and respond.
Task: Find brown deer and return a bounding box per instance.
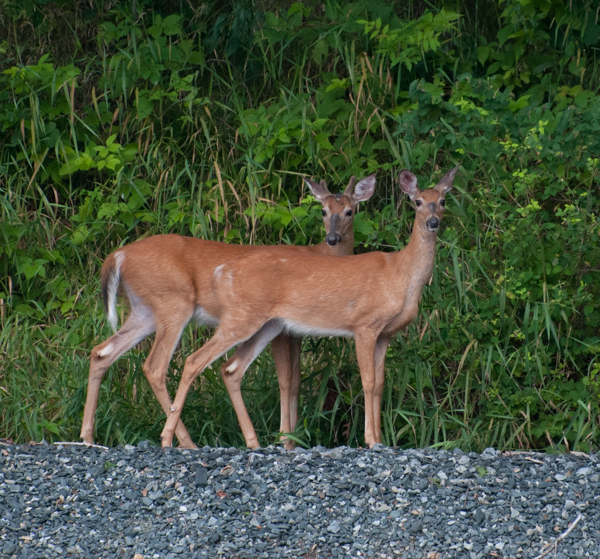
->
[80,175,376,448]
[159,166,459,449]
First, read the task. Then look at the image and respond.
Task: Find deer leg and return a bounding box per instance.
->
[373,333,391,444]
[221,320,284,449]
[271,333,295,449]
[81,311,155,444]
[272,334,302,450]
[142,316,197,449]
[354,331,379,448]
[288,335,302,433]
[161,319,272,448]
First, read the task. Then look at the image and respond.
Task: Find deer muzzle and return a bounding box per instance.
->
[426,217,439,232]
[326,232,342,246]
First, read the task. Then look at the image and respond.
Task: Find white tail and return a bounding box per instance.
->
[159,166,459,449]
[80,175,376,448]
[104,251,124,333]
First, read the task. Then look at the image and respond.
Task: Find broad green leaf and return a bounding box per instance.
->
[162,14,181,36]
[477,45,490,65]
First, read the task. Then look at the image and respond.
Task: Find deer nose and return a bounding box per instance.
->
[426,217,439,231]
[326,233,342,246]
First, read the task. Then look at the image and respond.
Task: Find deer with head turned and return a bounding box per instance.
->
[159,166,459,449]
[80,175,376,448]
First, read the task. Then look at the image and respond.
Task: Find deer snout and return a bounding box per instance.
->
[426,217,439,231]
[326,232,342,246]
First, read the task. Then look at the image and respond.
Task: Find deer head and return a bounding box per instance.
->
[304,175,376,246]
[399,166,459,234]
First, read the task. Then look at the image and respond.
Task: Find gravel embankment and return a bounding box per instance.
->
[1,441,599,558]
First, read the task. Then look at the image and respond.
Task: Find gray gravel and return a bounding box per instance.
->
[1,441,599,558]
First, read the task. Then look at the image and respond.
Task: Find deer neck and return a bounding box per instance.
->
[393,223,438,291]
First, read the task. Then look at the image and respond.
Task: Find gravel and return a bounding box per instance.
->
[2,441,600,558]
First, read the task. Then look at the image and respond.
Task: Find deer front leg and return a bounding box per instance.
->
[272,333,302,450]
[161,329,241,448]
[373,333,391,444]
[354,331,379,448]
[288,335,302,434]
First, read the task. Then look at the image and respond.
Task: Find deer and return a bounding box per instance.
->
[159,166,459,449]
[80,174,376,449]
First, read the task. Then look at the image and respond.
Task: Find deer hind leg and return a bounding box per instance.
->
[372,333,391,444]
[81,310,156,444]
[161,318,275,448]
[354,331,379,448]
[221,320,285,449]
[142,310,196,449]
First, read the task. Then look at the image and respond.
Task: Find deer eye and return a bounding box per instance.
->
[346,210,353,216]
[322,210,327,216]
[415,200,422,207]
[440,199,446,207]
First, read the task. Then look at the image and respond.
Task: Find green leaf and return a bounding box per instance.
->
[42,420,60,435]
[497,25,513,45]
[325,78,349,93]
[582,22,600,47]
[102,22,117,41]
[189,50,204,65]
[288,2,304,16]
[584,305,595,317]
[477,45,490,65]
[23,260,47,280]
[508,95,531,112]
[312,39,329,65]
[162,14,181,36]
[105,157,120,170]
[311,118,329,130]
[574,90,594,108]
[353,213,375,236]
[148,24,163,39]
[279,211,293,226]
[15,304,35,316]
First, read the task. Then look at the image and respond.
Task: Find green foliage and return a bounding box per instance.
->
[0,0,599,452]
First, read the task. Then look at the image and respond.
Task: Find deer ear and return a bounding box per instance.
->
[304,177,331,202]
[349,174,376,203]
[344,176,357,197]
[398,170,419,199]
[433,165,460,194]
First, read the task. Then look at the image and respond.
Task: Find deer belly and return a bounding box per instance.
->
[192,306,220,327]
[281,318,353,338]
[386,305,419,333]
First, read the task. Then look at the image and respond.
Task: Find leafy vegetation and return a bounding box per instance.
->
[1,0,599,452]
